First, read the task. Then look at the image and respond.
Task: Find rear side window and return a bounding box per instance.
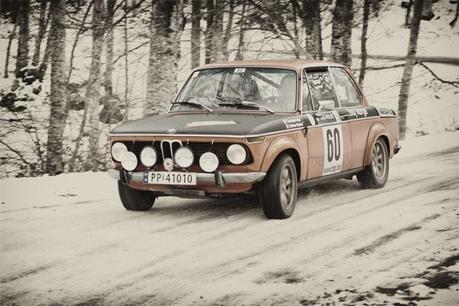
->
[305,69,339,110]
[330,67,362,107]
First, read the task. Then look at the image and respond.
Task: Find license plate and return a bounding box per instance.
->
[144,171,197,185]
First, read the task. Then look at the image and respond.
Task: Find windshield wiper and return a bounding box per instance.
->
[171,101,213,113]
[215,96,274,114]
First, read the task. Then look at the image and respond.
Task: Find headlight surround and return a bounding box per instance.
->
[226,144,247,165]
[111,142,128,161]
[140,146,157,167]
[174,146,194,168]
[121,151,138,171]
[199,152,219,172]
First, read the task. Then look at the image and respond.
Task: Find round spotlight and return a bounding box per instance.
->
[226,144,247,165]
[121,151,138,171]
[140,146,157,167]
[199,152,219,173]
[174,146,194,168]
[111,142,127,162]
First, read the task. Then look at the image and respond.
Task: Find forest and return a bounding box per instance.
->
[0,0,458,177]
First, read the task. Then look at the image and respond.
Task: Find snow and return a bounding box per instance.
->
[1,130,458,305]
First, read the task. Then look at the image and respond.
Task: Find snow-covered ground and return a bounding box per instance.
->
[1,130,458,305]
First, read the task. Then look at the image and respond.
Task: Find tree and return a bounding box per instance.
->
[358,0,370,86]
[145,0,183,115]
[398,0,424,139]
[191,0,201,68]
[104,0,116,97]
[210,0,224,62]
[302,0,323,59]
[46,0,67,175]
[331,0,353,67]
[235,0,247,61]
[15,0,30,77]
[204,0,214,64]
[85,0,106,170]
[32,0,49,66]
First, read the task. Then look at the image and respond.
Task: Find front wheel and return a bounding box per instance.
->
[258,154,298,219]
[118,181,157,211]
[357,138,389,188]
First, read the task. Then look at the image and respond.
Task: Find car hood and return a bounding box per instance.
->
[110,112,305,136]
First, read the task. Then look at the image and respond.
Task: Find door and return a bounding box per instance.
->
[302,67,352,179]
[329,67,371,169]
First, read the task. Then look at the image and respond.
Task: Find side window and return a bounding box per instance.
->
[302,70,312,111]
[305,69,339,110]
[330,67,362,107]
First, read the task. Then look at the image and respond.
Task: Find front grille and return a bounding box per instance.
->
[118,141,252,166]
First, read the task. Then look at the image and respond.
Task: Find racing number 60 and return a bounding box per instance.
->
[326,128,341,162]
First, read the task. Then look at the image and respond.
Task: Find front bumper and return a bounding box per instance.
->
[108,169,266,186]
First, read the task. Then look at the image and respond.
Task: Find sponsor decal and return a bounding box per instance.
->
[322,124,344,176]
[186,121,237,127]
[234,68,246,73]
[376,107,395,117]
[191,71,199,78]
[282,117,304,129]
[315,111,338,125]
[167,128,177,134]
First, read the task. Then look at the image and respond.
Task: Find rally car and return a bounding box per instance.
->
[109,59,400,219]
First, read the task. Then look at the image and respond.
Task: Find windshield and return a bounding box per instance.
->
[172,68,297,113]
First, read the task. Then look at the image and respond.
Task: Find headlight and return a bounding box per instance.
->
[121,151,138,171]
[199,152,219,172]
[174,146,194,168]
[140,146,157,167]
[111,142,127,161]
[226,144,247,165]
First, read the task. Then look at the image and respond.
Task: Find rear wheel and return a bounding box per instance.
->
[357,138,389,188]
[258,154,298,219]
[118,181,157,211]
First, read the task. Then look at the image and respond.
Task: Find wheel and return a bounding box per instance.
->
[357,138,389,188]
[118,181,157,211]
[258,154,298,219]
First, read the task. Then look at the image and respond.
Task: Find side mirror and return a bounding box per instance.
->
[318,100,335,112]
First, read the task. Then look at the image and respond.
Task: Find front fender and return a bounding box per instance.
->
[363,122,390,166]
[260,136,302,174]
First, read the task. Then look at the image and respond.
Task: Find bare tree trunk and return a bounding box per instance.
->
[204,0,214,64]
[15,0,30,77]
[32,0,48,65]
[398,0,423,140]
[46,0,67,176]
[302,0,323,59]
[145,0,177,116]
[404,0,413,27]
[104,0,116,97]
[85,0,106,170]
[235,0,246,61]
[222,0,235,60]
[449,0,458,27]
[211,0,224,62]
[4,23,17,78]
[191,0,201,68]
[331,0,353,67]
[123,0,129,119]
[358,0,370,86]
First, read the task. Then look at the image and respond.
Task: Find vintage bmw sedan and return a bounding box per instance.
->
[109,60,400,219]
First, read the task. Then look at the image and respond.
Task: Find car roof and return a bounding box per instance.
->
[197,59,346,72]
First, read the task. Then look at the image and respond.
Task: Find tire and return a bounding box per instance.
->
[357,138,389,188]
[258,154,298,219]
[118,181,157,211]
